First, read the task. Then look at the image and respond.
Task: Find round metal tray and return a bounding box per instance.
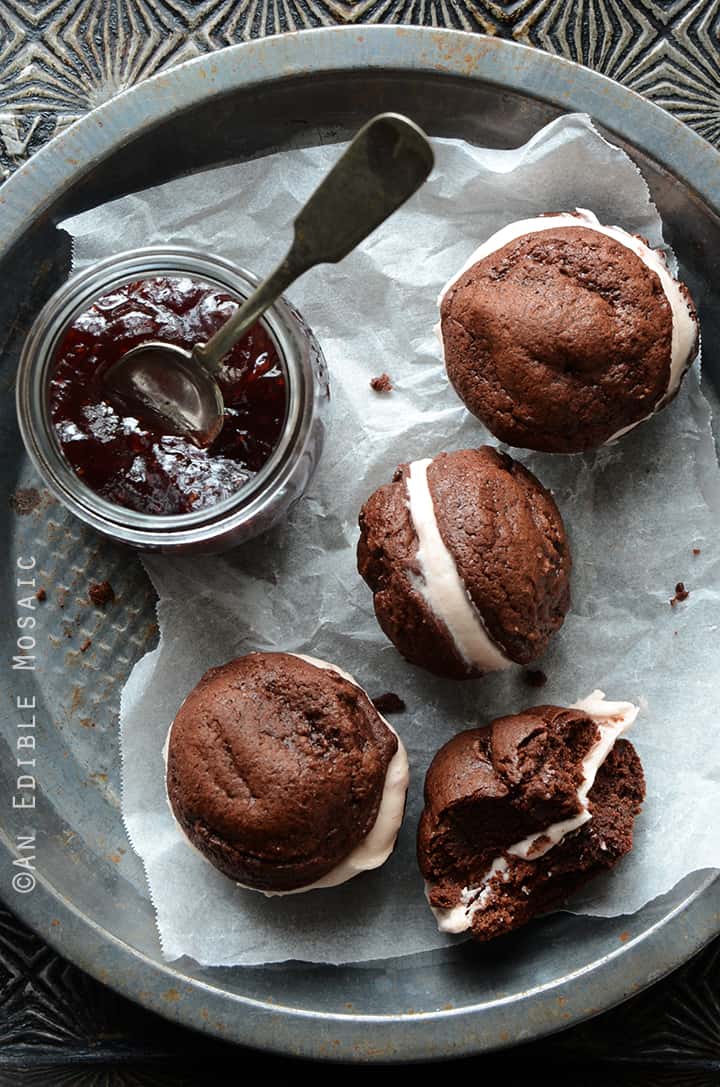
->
[2,26,719,1063]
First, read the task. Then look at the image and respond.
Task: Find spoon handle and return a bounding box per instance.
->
[194,113,434,374]
[194,259,297,371]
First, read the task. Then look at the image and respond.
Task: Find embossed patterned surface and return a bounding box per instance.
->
[2,1,720,1082]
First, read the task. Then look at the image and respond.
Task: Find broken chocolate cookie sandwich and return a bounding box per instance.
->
[418,691,645,941]
[357,446,571,679]
[166,652,409,894]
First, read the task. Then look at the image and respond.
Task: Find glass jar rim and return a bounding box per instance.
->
[16,247,314,547]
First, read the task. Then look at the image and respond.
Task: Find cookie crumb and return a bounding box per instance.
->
[79,638,92,653]
[35,588,47,602]
[670,582,689,607]
[524,669,547,688]
[692,548,701,556]
[89,581,115,607]
[370,373,393,393]
[371,692,406,714]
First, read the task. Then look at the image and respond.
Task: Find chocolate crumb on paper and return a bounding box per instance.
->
[35,587,47,602]
[371,692,406,714]
[79,638,92,653]
[89,581,115,607]
[524,669,548,688]
[693,547,701,555]
[670,582,689,607]
[370,373,393,393]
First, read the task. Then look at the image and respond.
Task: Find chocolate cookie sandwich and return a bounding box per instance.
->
[357,446,570,679]
[166,652,409,894]
[439,209,699,453]
[418,691,645,941]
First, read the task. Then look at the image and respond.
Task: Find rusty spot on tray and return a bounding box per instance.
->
[89,581,115,607]
[70,686,84,715]
[619,930,631,943]
[79,638,92,653]
[9,487,41,515]
[79,718,95,729]
[109,854,121,864]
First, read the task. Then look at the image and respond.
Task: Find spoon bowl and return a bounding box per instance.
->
[104,341,226,446]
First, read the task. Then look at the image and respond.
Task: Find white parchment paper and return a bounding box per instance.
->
[63,114,720,966]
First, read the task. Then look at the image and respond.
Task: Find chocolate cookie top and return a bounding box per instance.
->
[166,652,404,893]
[357,446,570,678]
[440,210,698,453]
[418,692,645,940]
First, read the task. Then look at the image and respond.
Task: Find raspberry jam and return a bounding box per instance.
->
[49,276,287,515]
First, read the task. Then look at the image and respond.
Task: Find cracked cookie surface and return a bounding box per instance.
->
[357,447,571,678]
[441,225,695,452]
[166,652,398,891]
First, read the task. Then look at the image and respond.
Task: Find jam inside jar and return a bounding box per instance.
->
[49,275,288,516]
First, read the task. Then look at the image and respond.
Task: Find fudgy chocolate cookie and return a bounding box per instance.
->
[440,209,699,453]
[166,652,409,893]
[357,446,570,679]
[418,692,645,941]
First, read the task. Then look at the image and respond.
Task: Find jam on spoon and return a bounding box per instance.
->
[49,275,287,516]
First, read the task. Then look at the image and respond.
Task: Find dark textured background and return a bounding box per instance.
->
[1,1,720,1082]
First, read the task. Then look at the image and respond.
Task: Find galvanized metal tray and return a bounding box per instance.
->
[2,26,719,1063]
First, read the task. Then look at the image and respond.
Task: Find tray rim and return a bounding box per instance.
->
[2,24,720,1063]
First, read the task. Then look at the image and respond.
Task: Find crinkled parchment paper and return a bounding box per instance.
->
[63,114,720,966]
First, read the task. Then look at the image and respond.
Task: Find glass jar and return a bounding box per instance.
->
[16,247,329,553]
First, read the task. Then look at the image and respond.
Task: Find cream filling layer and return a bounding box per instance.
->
[430,690,639,934]
[405,458,511,674]
[164,653,409,897]
[439,209,698,438]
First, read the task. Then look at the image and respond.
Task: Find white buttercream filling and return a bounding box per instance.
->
[431,690,639,933]
[164,653,409,897]
[405,457,511,674]
[439,209,698,439]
